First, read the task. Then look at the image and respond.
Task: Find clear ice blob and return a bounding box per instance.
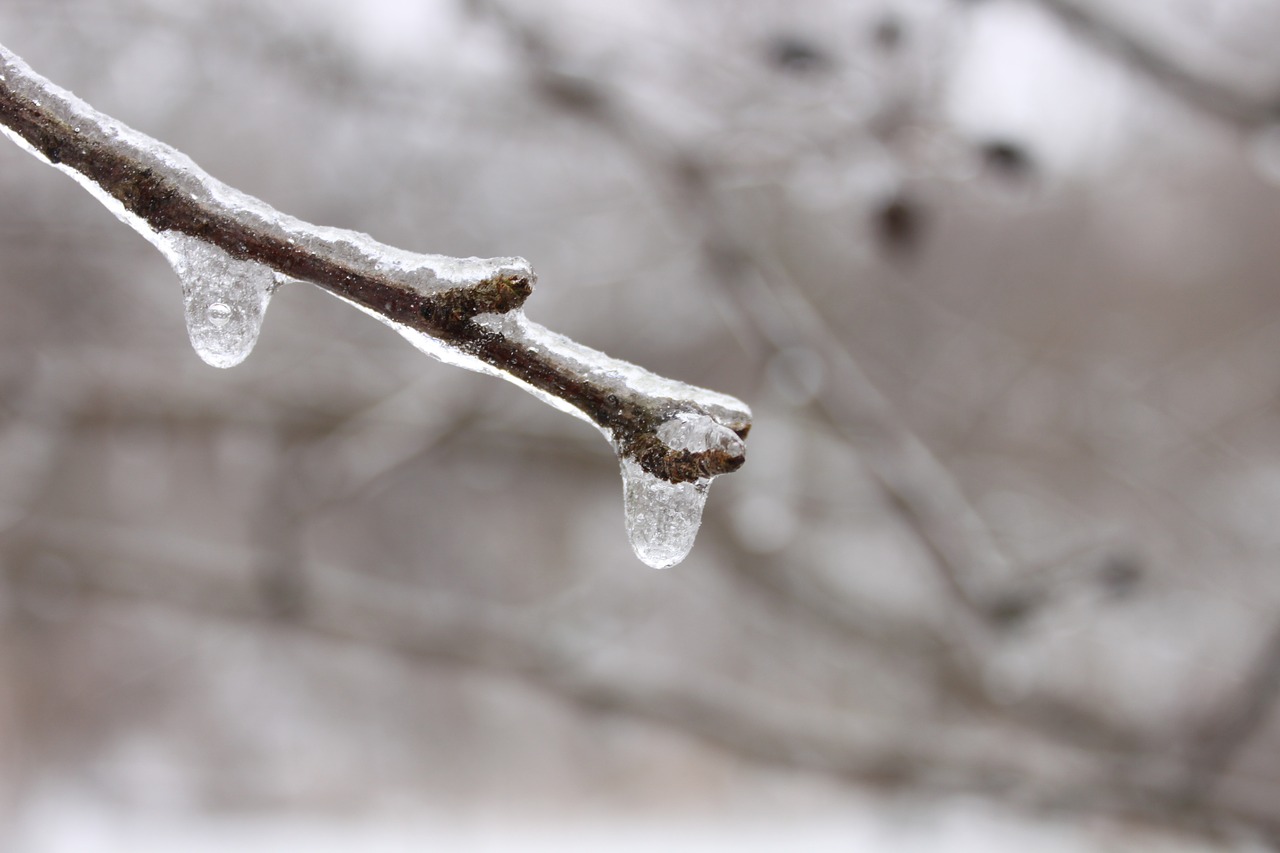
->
[620,413,746,569]
[621,457,709,569]
[160,232,275,368]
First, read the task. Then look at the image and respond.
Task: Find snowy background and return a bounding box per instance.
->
[3,0,1280,849]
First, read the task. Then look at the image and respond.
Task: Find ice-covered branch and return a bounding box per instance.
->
[0,43,750,568]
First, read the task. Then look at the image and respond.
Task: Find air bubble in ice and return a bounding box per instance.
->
[207,302,233,328]
[160,232,275,368]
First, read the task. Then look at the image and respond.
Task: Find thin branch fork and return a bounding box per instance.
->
[0,44,749,485]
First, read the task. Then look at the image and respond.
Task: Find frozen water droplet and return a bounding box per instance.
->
[160,232,274,368]
[207,302,233,328]
[618,412,744,569]
[620,457,709,569]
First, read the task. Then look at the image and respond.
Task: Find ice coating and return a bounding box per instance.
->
[0,46,524,299]
[159,232,275,368]
[473,311,752,428]
[657,411,746,456]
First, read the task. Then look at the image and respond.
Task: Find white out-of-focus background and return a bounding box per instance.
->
[3,1,1280,850]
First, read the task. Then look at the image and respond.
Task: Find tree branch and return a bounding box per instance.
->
[0,43,750,491]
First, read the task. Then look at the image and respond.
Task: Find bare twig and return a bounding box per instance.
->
[0,43,750,486]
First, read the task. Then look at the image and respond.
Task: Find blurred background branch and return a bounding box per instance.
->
[1029,0,1280,127]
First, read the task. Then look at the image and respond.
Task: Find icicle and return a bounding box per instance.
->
[619,413,745,569]
[159,232,275,368]
[620,458,708,569]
